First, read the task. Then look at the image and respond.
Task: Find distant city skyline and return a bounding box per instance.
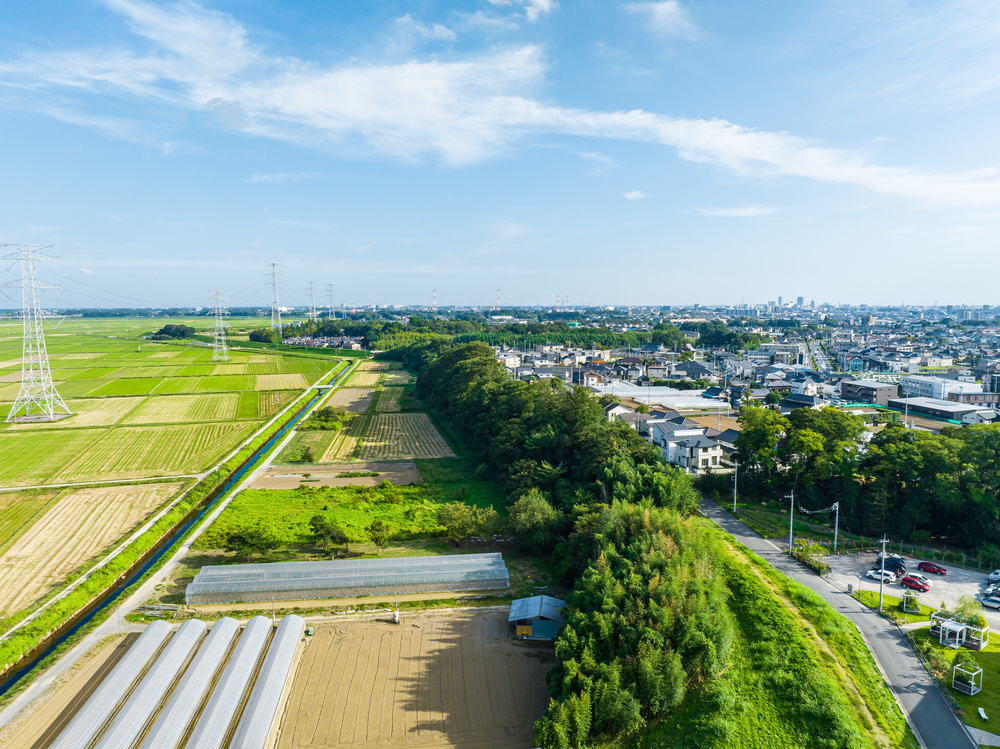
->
[2,1,1000,306]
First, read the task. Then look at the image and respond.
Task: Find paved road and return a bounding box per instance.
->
[700,499,976,749]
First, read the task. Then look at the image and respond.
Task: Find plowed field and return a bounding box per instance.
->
[277,614,551,749]
[345,371,381,388]
[0,482,183,615]
[357,414,454,460]
[376,387,404,412]
[325,388,375,413]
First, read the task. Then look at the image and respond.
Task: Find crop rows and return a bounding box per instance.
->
[325,388,375,412]
[256,373,308,390]
[381,370,412,386]
[321,415,370,461]
[357,414,455,460]
[357,360,391,372]
[0,491,60,554]
[375,387,404,412]
[345,371,381,387]
[124,393,240,424]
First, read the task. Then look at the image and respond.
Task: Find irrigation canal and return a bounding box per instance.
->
[0,362,351,698]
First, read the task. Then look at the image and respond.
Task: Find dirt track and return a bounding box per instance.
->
[277,613,552,749]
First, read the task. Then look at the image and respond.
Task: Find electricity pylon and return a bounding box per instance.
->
[210,290,229,362]
[1,244,70,421]
[307,281,318,323]
[327,283,335,319]
[268,263,282,332]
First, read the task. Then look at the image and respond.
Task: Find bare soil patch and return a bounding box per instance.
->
[253,462,422,489]
[0,482,183,616]
[277,613,552,749]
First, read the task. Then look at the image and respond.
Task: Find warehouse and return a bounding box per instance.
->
[185,553,510,604]
[509,595,566,641]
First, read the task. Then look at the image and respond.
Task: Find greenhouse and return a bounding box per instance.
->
[186,553,510,604]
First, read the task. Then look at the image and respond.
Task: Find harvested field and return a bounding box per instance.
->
[259,390,295,419]
[0,371,20,383]
[211,363,247,375]
[345,371,381,388]
[325,387,375,412]
[0,490,60,553]
[321,415,369,462]
[0,482,183,615]
[0,635,133,749]
[124,393,240,424]
[257,373,309,390]
[277,614,551,749]
[376,387,404,412]
[5,397,144,429]
[357,360,391,372]
[358,414,455,460]
[382,370,413,386]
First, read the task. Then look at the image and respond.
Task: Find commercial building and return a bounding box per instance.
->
[840,380,898,406]
[899,375,983,400]
[888,397,992,422]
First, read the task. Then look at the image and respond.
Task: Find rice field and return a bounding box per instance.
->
[356,360,391,372]
[321,415,369,462]
[381,370,413,386]
[375,387,404,412]
[0,482,184,616]
[345,371,382,387]
[325,387,376,412]
[123,393,241,424]
[257,373,308,390]
[0,490,61,555]
[357,414,455,460]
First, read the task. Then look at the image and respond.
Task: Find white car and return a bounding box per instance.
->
[910,574,933,588]
[866,569,896,583]
[988,570,1000,583]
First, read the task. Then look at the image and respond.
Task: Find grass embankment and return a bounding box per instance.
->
[634,527,918,749]
[852,590,935,624]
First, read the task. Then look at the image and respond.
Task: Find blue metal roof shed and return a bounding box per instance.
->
[509,595,566,641]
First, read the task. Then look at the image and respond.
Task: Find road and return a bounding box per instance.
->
[811,340,833,374]
[700,499,976,749]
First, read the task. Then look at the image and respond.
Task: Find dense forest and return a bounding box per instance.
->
[734,403,1000,560]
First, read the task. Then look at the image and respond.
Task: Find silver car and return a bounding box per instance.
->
[979,596,1000,610]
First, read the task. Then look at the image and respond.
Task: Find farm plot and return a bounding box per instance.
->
[124,393,240,424]
[277,614,551,749]
[0,490,60,553]
[357,414,455,460]
[356,360,390,372]
[194,374,255,392]
[5,397,144,429]
[85,377,163,397]
[382,370,413,386]
[321,415,369,462]
[257,373,308,390]
[345,370,381,388]
[151,377,201,394]
[325,387,375,412]
[259,391,295,419]
[0,430,105,486]
[211,363,247,375]
[376,387,404,412]
[50,422,254,483]
[0,482,183,616]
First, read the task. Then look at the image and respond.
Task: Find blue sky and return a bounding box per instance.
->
[2,0,999,308]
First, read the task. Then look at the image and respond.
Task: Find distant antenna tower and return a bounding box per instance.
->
[433,289,437,313]
[267,263,282,331]
[556,293,561,312]
[1,244,70,422]
[496,289,501,311]
[307,281,318,323]
[210,290,229,362]
[327,283,335,319]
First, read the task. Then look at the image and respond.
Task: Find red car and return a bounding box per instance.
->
[900,575,931,592]
[917,561,947,575]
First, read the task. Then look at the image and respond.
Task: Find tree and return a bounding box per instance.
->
[367,519,391,554]
[764,390,781,405]
[438,503,476,546]
[152,323,195,340]
[224,523,280,563]
[508,489,564,553]
[309,514,348,554]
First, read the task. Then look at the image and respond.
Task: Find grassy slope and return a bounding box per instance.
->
[630,524,917,749]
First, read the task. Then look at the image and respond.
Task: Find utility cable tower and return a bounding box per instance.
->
[307,281,318,323]
[210,290,229,362]
[327,284,335,319]
[432,289,437,313]
[267,263,282,332]
[496,289,500,311]
[1,244,70,422]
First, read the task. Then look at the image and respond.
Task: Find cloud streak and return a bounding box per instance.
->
[695,205,779,217]
[625,1,694,36]
[3,0,1000,205]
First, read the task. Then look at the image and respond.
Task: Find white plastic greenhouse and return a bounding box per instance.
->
[185,553,510,604]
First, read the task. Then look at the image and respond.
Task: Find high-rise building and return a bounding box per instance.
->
[796,296,804,306]
[778,296,783,306]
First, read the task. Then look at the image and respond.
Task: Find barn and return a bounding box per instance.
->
[509,595,566,641]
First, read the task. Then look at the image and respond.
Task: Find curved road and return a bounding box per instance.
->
[700,499,975,749]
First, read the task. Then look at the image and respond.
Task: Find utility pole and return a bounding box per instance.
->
[878,535,889,612]
[833,502,839,551]
[210,290,229,362]
[733,459,739,514]
[787,488,795,554]
[1,244,70,421]
[268,263,282,332]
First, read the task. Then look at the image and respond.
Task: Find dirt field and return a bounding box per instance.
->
[252,462,421,489]
[0,634,132,749]
[376,387,404,412]
[0,482,183,615]
[358,414,455,460]
[326,388,376,412]
[382,371,413,386]
[277,613,552,749]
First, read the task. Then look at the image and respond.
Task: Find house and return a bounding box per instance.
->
[650,422,724,473]
[509,595,566,641]
[604,402,632,421]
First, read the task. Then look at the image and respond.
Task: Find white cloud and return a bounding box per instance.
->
[80,267,95,275]
[625,1,694,36]
[248,172,311,183]
[5,0,1000,206]
[578,150,616,167]
[486,0,557,23]
[695,205,779,217]
[395,14,457,42]
[457,11,520,32]
[623,190,647,200]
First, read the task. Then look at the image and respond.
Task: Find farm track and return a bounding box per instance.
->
[0,483,182,616]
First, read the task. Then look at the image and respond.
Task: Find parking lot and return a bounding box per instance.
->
[825,550,1000,629]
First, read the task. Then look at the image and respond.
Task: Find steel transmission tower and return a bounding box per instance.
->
[326,283,335,319]
[2,244,70,422]
[210,290,229,362]
[268,263,282,332]
[307,281,318,323]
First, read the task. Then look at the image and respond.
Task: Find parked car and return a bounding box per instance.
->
[917,561,947,575]
[978,596,1000,610]
[985,584,1000,596]
[909,573,933,588]
[866,569,896,583]
[871,563,905,578]
[900,576,931,592]
[988,570,1000,583]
